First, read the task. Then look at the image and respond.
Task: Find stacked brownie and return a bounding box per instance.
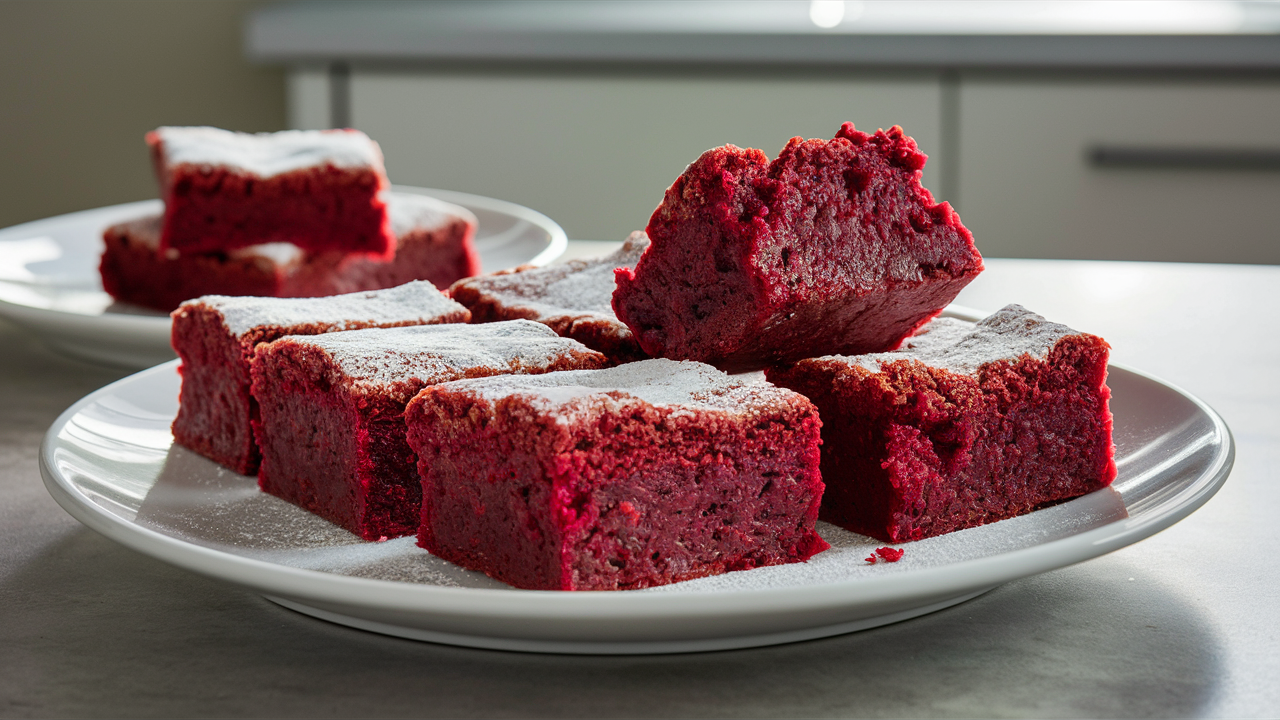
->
[100,127,479,311]
[148,126,395,256]
[592,123,1114,547]
[613,123,983,371]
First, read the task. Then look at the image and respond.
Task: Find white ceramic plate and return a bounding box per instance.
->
[0,186,566,369]
[39,306,1233,654]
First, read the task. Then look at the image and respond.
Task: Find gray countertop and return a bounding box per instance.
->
[1,254,1277,717]
[247,0,1280,70]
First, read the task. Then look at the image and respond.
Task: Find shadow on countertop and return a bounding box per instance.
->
[0,525,1220,719]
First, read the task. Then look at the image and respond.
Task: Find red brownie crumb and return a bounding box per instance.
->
[449,232,649,363]
[250,321,607,540]
[866,547,905,564]
[170,282,468,475]
[100,192,478,312]
[767,305,1116,543]
[147,127,394,256]
[405,359,829,591]
[613,123,983,372]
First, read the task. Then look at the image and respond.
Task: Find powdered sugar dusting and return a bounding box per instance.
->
[110,214,162,247]
[245,243,306,265]
[460,231,647,317]
[637,484,1127,593]
[448,358,797,419]
[153,127,384,177]
[289,320,594,388]
[189,280,465,337]
[387,192,476,237]
[845,304,1080,375]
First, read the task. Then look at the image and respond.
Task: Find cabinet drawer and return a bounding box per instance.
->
[957,80,1280,264]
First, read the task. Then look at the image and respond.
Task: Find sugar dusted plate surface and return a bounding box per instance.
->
[0,186,566,369]
[39,307,1233,654]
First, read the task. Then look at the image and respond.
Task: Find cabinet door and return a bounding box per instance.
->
[958,79,1280,264]
[333,71,940,241]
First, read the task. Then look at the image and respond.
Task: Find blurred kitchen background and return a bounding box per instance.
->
[3,0,1280,262]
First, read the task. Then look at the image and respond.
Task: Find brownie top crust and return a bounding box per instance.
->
[455,232,648,317]
[285,319,604,390]
[844,304,1089,375]
[437,358,806,422]
[149,127,385,177]
[184,280,465,337]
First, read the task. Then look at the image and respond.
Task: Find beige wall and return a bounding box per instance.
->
[0,0,285,229]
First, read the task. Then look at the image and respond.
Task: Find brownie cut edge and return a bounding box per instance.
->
[613,123,983,372]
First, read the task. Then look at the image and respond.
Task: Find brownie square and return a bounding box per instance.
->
[767,305,1116,543]
[100,191,479,312]
[170,281,469,475]
[250,321,608,540]
[405,359,829,590]
[449,231,648,363]
[613,123,983,372]
[147,126,394,256]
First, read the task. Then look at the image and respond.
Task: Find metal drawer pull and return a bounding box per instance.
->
[1088,146,1280,171]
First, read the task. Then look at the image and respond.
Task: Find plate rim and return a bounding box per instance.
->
[38,334,1235,625]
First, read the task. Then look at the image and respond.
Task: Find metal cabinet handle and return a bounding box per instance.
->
[1087,146,1280,171]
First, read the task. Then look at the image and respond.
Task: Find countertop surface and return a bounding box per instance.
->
[2,252,1278,717]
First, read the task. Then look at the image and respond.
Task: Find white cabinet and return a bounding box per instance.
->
[292,69,942,242]
[290,68,1280,263]
[957,79,1280,263]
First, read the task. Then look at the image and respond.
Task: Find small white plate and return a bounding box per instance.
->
[0,187,566,369]
[39,307,1233,654]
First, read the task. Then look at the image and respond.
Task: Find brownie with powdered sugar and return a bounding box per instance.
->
[767,305,1115,543]
[449,232,648,363]
[170,281,469,476]
[147,126,395,256]
[404,358,828,590]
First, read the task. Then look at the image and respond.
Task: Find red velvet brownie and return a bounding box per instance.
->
[613,123,983,372]
[147,126,394,256]
[767,305,1116,543]
[405,358,829,591]
[170,281,468,475]
[449,232,649,363]
[100,192,479,312]
[250,321,607,540]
